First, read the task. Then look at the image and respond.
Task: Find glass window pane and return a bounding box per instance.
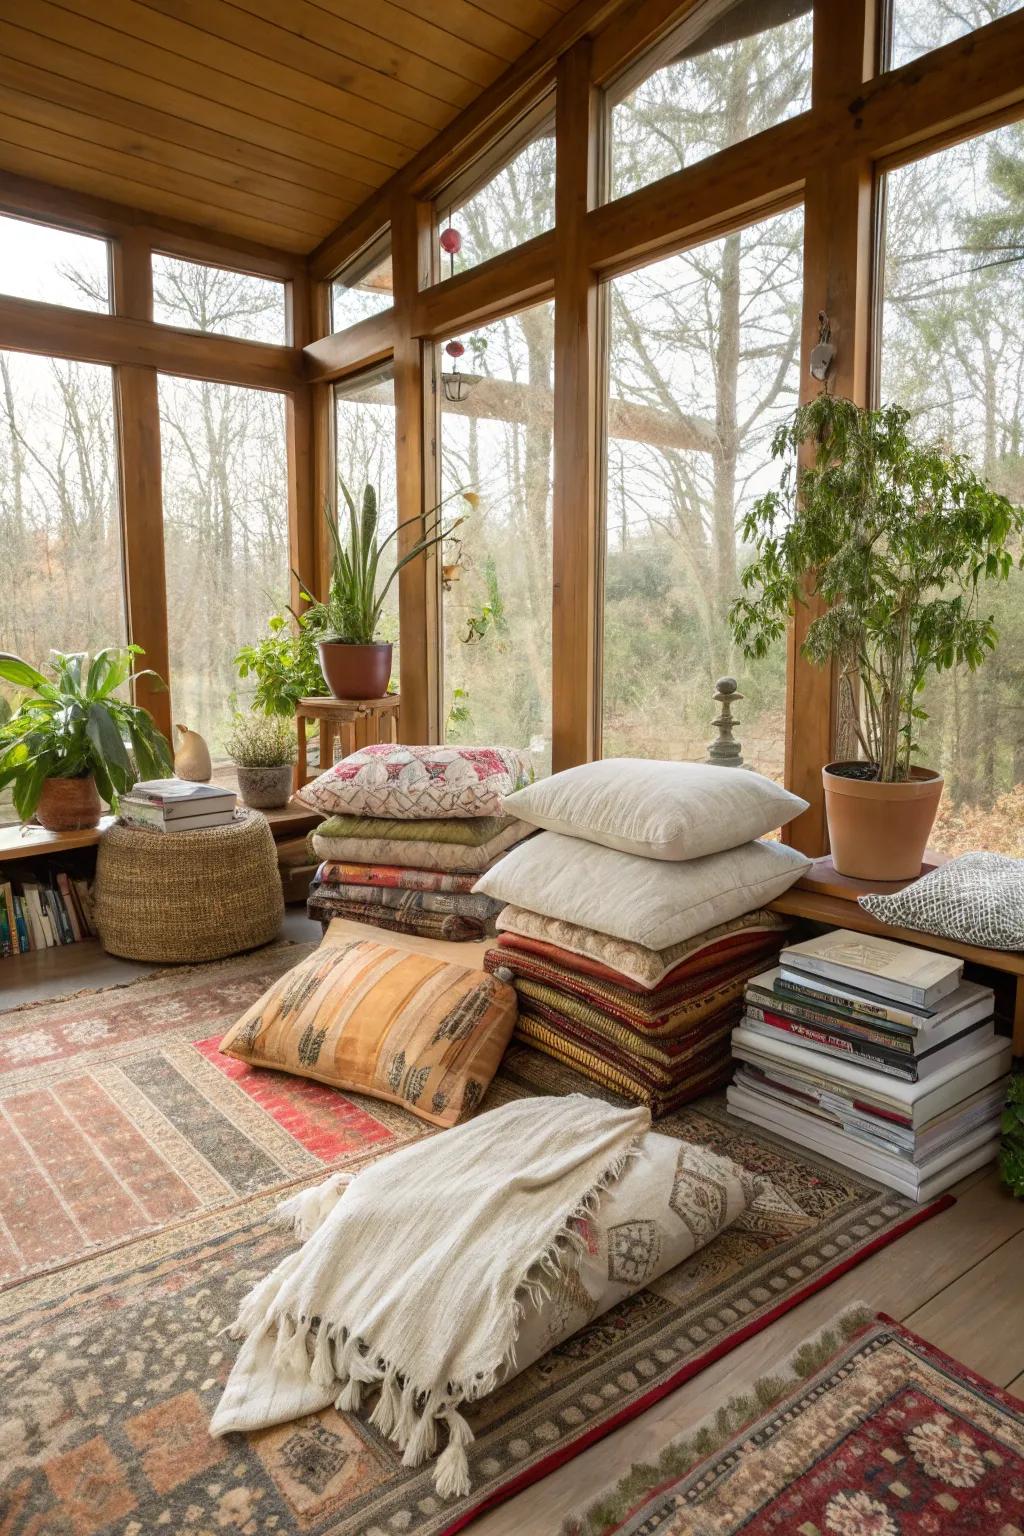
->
[331,244,393,330]
[152,255,286,344]
[334,368,399,683]
[879,123,1024,854]
[439,124,555,276]
[158,377,289,755]
[890,0,1022,67]
[0,351,125,822]
[0,213,109,312]
[602,209,804,780]
[608,0,812,202]
[439,302,554,772]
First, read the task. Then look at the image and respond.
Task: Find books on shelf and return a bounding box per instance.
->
[728,927,1010,1202]
[119,778,236,833]
[0,867,96,956]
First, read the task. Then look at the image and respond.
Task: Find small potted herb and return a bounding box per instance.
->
[0,647,173,830]
[730,395,1023,879]
[226,713,297,810]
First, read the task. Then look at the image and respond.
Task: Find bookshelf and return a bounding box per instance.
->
[0,801,322,963]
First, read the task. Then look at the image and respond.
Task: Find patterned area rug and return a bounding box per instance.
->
[567,1312,1024,1535]
[0,952,955,1535]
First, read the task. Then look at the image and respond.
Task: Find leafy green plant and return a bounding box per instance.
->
[1001,1074,1024,1198]
[0,647,173,819]
[225,711,297,768]
[730,395,1024,781]
[308,483,475,645]
[234,610,329,717]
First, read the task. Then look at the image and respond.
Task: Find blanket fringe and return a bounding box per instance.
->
[236,1117,648,1500]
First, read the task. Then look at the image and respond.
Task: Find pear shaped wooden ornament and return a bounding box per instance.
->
[174,723,212,782]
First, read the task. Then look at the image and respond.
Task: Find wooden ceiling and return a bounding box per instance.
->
[0,0,578,255]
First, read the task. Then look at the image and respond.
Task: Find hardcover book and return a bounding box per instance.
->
[781,929,962,1007]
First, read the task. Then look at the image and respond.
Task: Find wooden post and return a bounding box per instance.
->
[392,195,439,745]
[110,227,172,742]
[551,38,601,771]
[285,267,318,610]
[785,0,877,856]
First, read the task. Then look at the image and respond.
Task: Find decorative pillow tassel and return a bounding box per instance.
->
[433,1404,474,1500]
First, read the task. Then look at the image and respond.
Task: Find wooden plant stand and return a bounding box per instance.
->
[294,694,401,791]
[770,854,1024,1055]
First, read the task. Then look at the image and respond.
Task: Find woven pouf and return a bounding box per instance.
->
[94,810,284,963]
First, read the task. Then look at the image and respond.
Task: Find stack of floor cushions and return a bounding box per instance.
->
[475,759,812,1113]
[298,743,535,941]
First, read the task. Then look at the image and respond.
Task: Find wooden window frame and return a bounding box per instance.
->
[4,0,1023,846]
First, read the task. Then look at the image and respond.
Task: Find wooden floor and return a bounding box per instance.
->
[4,928,1022,1533]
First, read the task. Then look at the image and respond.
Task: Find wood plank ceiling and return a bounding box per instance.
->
[0,0,577,254]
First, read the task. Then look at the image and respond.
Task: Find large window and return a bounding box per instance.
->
[879,122,1024,854]
[334,367,399,682]
[602,208,804,778]
[152,255,286,344]
[607,0,812,203]
[158,376,289,753]
[439,303,554,771]
[889,0,1023,67]
[0,213,109,313]
[0,351,125,675]
[331,236,393,332]
[437,104,555,277]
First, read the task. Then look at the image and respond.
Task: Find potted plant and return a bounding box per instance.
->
[307,482,474,700]
[730,395,1023,880]
[0,647,173,831]
[234,609,331,717]
[225,712,297,809]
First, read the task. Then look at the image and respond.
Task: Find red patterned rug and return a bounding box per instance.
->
[0,949,957,1534]
[568,1311,1024,1536]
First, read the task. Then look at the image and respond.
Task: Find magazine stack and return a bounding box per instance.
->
[728,928,1012,1201]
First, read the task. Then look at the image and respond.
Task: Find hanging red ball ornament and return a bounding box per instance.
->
[445,340,465,359]
[439,226,462,256]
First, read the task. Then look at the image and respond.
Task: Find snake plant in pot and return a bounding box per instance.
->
[0,646,174,830]
[308,483,475,700]
[730,395,1023,879]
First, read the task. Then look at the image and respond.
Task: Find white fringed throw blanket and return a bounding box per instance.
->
[211,1094,649,1498]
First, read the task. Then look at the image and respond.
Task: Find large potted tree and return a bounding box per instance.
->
[310,483,474,701]
[0,647,174,830]
[730,395,1023,880]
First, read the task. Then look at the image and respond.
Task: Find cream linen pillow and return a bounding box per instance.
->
[502,758,807,860]
[475,831,809,950]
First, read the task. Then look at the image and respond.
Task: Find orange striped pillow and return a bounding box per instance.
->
[219,939,518,1127]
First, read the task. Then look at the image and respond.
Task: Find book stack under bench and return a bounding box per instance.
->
[119,778,237,832]
[728,928,1012,1202]
[0,864,95,954]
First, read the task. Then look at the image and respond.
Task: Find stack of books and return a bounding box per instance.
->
[0,867,95,954]
[119,778,237,833]
[728,928,1012,1201]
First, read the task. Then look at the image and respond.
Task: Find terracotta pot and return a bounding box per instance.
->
[317,640,393,701]
[36,774,103,832]
[235,763,293,810]
[823,762,943,881]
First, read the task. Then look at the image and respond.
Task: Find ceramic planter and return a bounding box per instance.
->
[36,774,102,831]
[317,640,393,701]
[823,762,944,881]
[235,763,293,810]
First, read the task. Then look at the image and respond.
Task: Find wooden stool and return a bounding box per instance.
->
[294,695,401,790]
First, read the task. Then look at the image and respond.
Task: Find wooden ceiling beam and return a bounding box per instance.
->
[0,293,303,390]
[410,231,556,340]
[303,310,397,382]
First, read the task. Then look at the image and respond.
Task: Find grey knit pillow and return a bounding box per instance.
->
[859,852,1024,950]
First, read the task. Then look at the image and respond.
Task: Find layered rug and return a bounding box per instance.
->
[0,950,957,1535]
[567,1311,1024,1536]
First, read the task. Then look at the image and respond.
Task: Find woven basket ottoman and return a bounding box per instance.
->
[94,810,284,963]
